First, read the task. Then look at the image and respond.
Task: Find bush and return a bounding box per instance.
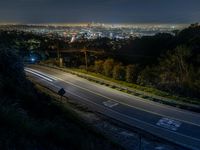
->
[158,45,200,98]
[94,60,104,74]
[113,64,126,81]
[0,47,24,81]
[126,64,138,83]
[103,59,115,77]
[137,66,159,86]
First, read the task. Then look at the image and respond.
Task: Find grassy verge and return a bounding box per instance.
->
[71,68,200,105]
[73,69,174,96]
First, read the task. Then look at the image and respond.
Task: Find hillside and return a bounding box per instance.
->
[0,47,121,150]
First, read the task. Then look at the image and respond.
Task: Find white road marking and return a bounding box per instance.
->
[103,100,118,108]
[120,131,135,137]
[25,69,53,82]
[156,118,182,131]
[155,146,165,150]
[25,68,57,81]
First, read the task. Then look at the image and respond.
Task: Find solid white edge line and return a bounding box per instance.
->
[25,69,53,82]
[25,68,57,81]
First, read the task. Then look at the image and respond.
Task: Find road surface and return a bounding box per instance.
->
[25,65,200,150]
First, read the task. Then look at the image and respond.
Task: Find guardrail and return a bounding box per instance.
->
[37,63,200,113]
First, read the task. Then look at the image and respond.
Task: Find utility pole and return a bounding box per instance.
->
[56,42,60,59]
[57,48,103,71]
[81,47,88,71]
[84,50,88,71]
[56,41,63,67]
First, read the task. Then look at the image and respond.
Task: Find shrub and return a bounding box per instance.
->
[103,59,115,77]
[94,60,104,74]
[113,64,126,81]
[126,64,138,83]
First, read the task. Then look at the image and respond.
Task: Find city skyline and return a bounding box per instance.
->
[0,0,200,24]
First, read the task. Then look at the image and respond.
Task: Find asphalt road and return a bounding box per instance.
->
[25,65,200,150]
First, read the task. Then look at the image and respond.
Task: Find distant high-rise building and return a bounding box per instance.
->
[70,35,76,43]
[109,32,113,39]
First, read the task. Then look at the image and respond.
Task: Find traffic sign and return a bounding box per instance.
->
[58,88,66,96]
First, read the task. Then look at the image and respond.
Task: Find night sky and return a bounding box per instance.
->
[0,0,200,24]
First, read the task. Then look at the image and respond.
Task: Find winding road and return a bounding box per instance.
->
[25,65,200,150]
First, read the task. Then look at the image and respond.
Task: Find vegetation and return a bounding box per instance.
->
[113,63,126,81]
[68,67,200,106]
[0,47,121,149]
[0,23,200,99]
[94,60,104,74]
[103,59,115,77]
[84,24,200,99]
[125,65,138,83]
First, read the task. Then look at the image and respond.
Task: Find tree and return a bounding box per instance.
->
[94,60,104,74]
[113,64,126,81]
[158,45,200,97]
[137,66,159,86]
[103,59,115,77]
[0,47,24,80]
[0,46,26,97]
[126,64,138,83]
[159,45,192,87]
